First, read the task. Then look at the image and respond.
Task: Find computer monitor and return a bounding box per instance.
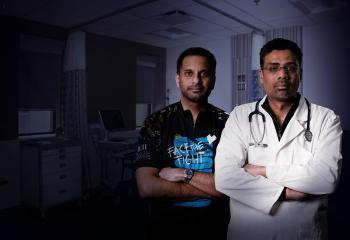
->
[18,109,56,139]
[98,109,125,132]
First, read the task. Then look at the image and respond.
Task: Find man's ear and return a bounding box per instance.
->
[210,77,216,90]
[175,74,180,88]
[259,70,264,85]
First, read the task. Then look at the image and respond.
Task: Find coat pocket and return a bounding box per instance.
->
[293,145,313,165]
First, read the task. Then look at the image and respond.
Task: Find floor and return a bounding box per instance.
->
[1,184,349,240]
[0,181,149,240]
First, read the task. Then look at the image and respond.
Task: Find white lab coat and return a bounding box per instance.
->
[215,95,342,240]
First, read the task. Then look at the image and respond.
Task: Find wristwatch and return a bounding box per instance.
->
[184,169,194,183]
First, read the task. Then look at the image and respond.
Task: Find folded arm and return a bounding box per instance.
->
[159,167,225,198]
[244,164,310,200]
[136,167,209,201]
[266,113,342,195]
[215,109,284,214]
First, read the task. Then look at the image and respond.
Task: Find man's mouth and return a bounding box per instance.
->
[275,84,288,91]
[189,87,203,93]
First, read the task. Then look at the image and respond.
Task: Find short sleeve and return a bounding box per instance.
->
[134,114,162,169]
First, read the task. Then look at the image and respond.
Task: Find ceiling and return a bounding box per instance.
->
[1,0,349,47]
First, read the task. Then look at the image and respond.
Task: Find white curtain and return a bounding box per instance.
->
[232,33,252,107]
[265,25,302,46]
[61,31,92,192]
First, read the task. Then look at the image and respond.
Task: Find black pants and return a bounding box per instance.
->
[145,201,230,240]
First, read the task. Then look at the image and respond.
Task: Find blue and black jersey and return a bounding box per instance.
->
[135,101,228,207]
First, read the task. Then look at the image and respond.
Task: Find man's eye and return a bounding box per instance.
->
[287,65,298,72]
[184,71,192,77]
[268,66,279,72]
[200,71,210,78]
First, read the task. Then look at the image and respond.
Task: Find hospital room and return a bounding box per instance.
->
[0,0,349,239]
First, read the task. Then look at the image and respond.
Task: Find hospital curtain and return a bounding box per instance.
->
[61,31,92,192]
[232,33,252,107]
[265,25,302,46]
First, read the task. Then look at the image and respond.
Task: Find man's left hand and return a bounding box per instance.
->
[244,164,266,177]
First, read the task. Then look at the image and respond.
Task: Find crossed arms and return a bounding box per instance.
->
[243,164,311,200]
[214,106,342,214]
[136,167,224,201]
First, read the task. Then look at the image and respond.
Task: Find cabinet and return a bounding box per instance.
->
[21,137,82,216]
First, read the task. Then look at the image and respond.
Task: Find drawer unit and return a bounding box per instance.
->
[21,137,82,216]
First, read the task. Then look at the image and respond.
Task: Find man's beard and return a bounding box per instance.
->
[181,86,212,103]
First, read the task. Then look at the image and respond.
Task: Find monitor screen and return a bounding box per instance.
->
[99,109,125,131]
[18,109,56,138]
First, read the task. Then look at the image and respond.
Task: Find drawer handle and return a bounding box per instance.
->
[59,163,67,168]
[59,189,67,194]
[59,174,67,180]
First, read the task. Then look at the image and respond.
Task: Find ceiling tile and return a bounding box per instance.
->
[126,1,181,18]
[176,20,225,34]
[2,0,347,48]
[0,0,47,15]
[117,19,170,33]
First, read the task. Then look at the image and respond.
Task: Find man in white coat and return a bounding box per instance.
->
[215,38,342,240]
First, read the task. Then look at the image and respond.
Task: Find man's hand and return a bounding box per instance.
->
[285,188,308,200]
[159,167,185,182]
[243,164,266,177]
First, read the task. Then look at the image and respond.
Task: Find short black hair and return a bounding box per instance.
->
[260,38,302,69]
[176,47,216,81]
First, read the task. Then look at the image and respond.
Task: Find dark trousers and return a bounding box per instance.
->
[145,201,229,240]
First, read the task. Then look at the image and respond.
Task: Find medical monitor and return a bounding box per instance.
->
[18,109,56,139]
[98,109,125,132]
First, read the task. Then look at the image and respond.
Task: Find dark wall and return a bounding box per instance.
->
[0,20,18,141]
[86,33,166,129]
[328,130,350,238]
[0,15,67,210]
[0,15,67,141]
[19,51,61,109]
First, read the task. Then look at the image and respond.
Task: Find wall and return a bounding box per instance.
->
[303,21,350,130]
[304,23,350,233]
[0,15,67,210]
[0,20,19,210]
[86,33,166,187]
[166,38,232,112]
[165,22,350,129]
[86,33,166,128]
[19,35,64,110]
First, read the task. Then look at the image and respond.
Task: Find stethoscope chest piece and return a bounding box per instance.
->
[304,98,312,142]
[305,130,312,142]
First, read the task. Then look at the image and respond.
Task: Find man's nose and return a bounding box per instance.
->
[192,73,202,84]
[277,67,289,79]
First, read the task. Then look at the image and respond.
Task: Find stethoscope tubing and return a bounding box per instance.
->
[248,97,312,146]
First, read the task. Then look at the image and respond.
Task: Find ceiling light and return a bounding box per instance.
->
[150,27,192,40]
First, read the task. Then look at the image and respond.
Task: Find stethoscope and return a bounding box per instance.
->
[248,97,312,147]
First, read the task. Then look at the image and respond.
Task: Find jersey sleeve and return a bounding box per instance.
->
[134,114,162,169]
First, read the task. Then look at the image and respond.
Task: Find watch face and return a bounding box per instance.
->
[185,169,193,181]
[185,169,192,176]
